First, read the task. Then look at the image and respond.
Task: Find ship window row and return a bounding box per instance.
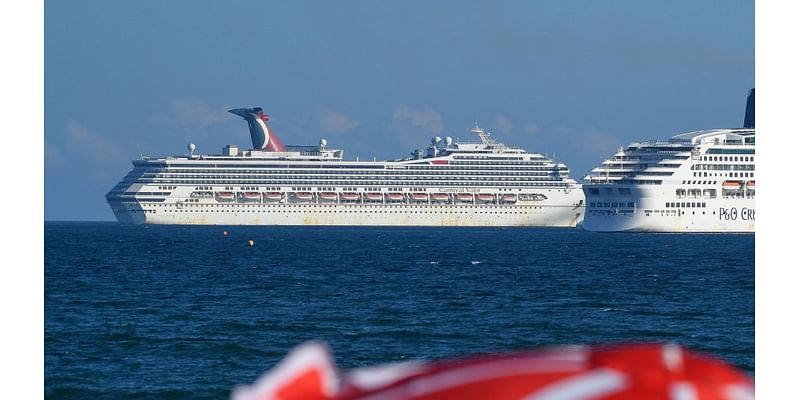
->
[135,180,571,188]
[123,191,171,196]
[666,202,706,208]
[152,170,568,178]
[692,164,754,171]
[690,171,754,178]
[140,178,569,186]
[676,188,716,199]
[701,155,754,162]
[145,174,568,182]
[152,166,561,174]
[705,149,755,155]
[693,172,753,178]
[588,202,635,208]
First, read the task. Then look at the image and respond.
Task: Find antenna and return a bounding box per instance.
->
[137,143,143,160]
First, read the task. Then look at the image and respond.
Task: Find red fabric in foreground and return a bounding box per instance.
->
[232,342,753,400]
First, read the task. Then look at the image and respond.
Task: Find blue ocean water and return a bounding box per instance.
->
[44,222,754,399]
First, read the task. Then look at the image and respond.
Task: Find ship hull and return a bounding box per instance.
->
[110,201,584,227]
[581,186,754,233]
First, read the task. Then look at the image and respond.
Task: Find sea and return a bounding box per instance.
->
[44,222,755,399]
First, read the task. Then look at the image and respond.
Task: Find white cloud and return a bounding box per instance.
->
[64,119,123,162]
[523,122,539,135]
[493,115,513,134]
[318,109,359,134]
[45,142,65,170]
[392,105,444,134]
[148,99,232,128]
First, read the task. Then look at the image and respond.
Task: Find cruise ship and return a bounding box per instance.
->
[106,107,585,226]
[581,89,755,232]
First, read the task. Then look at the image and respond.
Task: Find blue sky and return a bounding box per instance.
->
[44,0,754,221]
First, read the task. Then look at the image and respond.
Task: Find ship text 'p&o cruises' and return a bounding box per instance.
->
[106,108,585,226]
[581,89,755,233]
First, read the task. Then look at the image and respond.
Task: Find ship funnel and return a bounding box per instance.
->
[743,88,754,128]
[228,107,286,151]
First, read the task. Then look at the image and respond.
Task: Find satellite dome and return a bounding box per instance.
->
[432,136,442,145]
[188,143,196,152]
[445,136,453,146]
[320,138,328,148]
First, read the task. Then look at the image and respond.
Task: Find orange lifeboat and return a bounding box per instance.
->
[410,193,429,201]
[365,193,383,201]
[456,193,474,202]
[215,191,235,202]
[386,193,405,202]
[501,194,517,203]
[431,193,449,202]
[319,192,337,201]
[722,181,741,189]
[340,192,359,201]
[263,192,282,201]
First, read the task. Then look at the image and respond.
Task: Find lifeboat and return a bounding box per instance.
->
[410,193,429,201]
[215,191,235,202]
[476,194,495,202]
[319,192,338,201]
[340,192,360,201]
[746,180,755,189]
[240,192,261,202]
[501,194,517,203]
[365,193,384,201]
[456,193,474,202]
[263,192,282,201]
[386,193,405,202]
[431,193,449,202]
[293,192,313,202]
[722,181,742,189]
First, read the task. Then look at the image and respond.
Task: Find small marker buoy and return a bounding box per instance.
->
[247,239,255,247]
[223,230,228,236]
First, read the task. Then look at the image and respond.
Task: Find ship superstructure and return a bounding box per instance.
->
[107,107,585,226]
[581,89,755,232]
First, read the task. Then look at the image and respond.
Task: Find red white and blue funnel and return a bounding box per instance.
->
[228,107,286,151]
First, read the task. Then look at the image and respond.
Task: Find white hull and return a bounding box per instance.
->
[582,186,754,233]
[111,201,584,227]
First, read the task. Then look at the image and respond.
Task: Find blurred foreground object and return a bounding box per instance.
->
[232,341,753,400]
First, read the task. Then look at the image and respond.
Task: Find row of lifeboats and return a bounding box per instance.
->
[211,191,520,204]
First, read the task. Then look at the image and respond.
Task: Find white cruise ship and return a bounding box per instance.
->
[106,107,585,226]
[581,89,755,233]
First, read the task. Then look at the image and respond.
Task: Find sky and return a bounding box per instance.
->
[44,0,754,221]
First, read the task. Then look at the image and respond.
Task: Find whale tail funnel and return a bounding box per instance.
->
[743,88,754,129]
[228,107,286,151]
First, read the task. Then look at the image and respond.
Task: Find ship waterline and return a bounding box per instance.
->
[107,107,585,226]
